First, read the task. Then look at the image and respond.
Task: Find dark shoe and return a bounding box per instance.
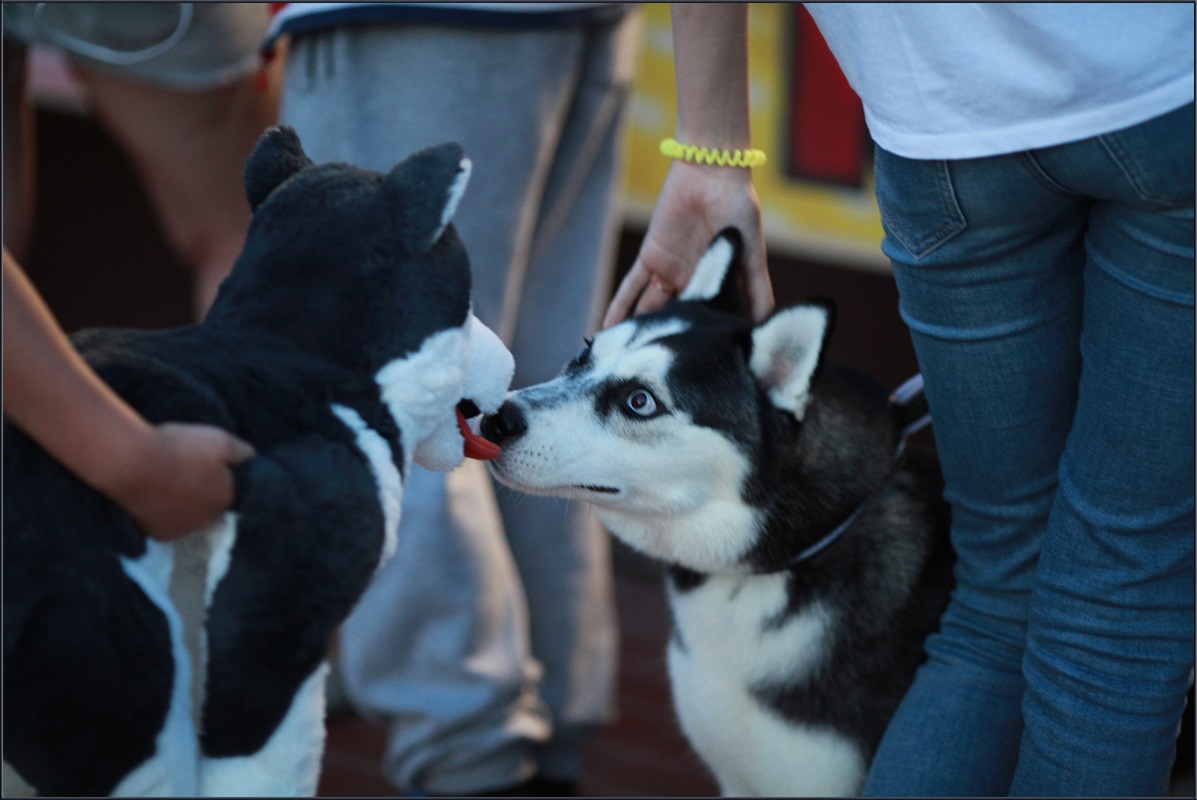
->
[402,775,577,798]
[474,776,578,797]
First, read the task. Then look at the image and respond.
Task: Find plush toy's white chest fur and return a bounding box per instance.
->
[666,573,867,796]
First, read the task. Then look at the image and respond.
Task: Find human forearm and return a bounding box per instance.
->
[3,248,253,538]
[3,248,155,494]
[603,4,771,327]
[671,3,753,148]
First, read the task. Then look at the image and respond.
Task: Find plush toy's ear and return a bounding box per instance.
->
[384,142,471,256]
[244,126,314,211]
[750,301,835,419]
[679,229,747,317]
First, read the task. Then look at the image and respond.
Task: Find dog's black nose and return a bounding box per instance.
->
[481,401,527,445]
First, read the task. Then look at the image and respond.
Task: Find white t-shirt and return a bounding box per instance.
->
[803,3,1194,159]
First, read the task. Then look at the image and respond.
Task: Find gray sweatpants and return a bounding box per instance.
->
[282,11,640,794]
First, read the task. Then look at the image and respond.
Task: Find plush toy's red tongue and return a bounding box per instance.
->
[458,409,501,460]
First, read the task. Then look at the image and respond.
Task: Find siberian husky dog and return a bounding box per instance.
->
[482,232,954,796]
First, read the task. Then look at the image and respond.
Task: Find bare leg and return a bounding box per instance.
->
[74,58,281,317]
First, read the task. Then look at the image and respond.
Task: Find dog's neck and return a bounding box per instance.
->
[784,439,909,568]
[776,373,930,569]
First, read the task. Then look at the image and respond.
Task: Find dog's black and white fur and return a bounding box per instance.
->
[482,233,954,796]
[3,127,513,796]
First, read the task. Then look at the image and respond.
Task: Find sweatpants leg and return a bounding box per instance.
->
[281,15,637,794]
[497,18,639,780]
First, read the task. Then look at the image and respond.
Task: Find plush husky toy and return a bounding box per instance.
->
[3,126,513,797]
[483,231,954,796]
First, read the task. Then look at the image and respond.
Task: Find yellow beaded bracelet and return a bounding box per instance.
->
[659,137,767,168]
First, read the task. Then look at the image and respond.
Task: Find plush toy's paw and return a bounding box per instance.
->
[209,437,386,760]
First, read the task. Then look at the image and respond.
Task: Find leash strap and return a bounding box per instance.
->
[892,373,932,438]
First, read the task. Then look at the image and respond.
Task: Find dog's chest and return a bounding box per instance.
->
[667,572,830,693]
[666,573,865,795]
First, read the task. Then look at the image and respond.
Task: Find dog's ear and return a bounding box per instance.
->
[384,142,471,256]
[244,125,315,211]
[749,300,835,419]
[679,229,747,317]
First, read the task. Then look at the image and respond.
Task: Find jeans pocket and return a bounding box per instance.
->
[874,145,968,259]
[1097,102,1196,207]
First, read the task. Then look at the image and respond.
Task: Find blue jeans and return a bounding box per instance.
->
[863,103,1195,797]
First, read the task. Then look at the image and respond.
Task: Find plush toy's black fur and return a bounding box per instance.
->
[3,127,475,796]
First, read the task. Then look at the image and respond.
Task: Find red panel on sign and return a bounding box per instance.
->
[787,6,869,186]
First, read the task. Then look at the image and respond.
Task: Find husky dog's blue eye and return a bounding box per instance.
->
[625,389,658,417]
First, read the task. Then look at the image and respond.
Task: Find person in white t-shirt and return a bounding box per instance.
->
[606,4,1194,796]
